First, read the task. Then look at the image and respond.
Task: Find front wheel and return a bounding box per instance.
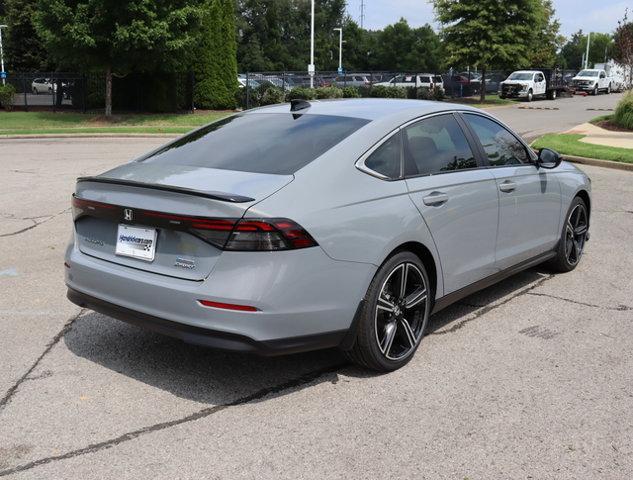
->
[547,197,589,273]
[606,83,611,94]
[526,89,533,102]
[344,251,432,372]
[592,84,598,95]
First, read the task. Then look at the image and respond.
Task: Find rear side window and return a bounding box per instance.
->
[433,76,443,83]
[420,76,431,83]
[364,131,401,179]
[403,114,477,176]
[141,113,369,175]
[463,114,528,166]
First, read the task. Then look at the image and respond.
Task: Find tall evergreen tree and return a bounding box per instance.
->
[4,0,49,71]
[194,0,238,109]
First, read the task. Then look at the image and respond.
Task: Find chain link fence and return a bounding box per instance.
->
[3,72,195,113]
[237,69,582,110]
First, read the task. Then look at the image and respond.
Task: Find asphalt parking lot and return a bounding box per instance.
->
[1,130,633,478]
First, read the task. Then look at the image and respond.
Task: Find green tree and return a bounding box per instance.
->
[35,0,205,115]
[559,31,614,70]
[527,0,564,67]
[434,0,544,100]
[4,0,49,71]
[194,0,238,109]
[372,19,440,72]
[613,9,633,88]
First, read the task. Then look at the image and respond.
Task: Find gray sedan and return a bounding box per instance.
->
[66,99,591,372]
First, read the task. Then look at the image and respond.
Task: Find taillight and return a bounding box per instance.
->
[72,194,317,252]
[220,218,317,251]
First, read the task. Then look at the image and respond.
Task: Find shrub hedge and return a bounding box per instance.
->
[0,84,16,111]
[614,91,633,131]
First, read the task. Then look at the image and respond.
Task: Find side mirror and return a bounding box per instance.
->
[537,148,562,169]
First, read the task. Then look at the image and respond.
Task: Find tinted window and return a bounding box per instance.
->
[464,114,528,166]
[420,76,431,83]
[364,132,401,179]
[433,76,443,83]
[403,114,477,176]
[141,113,369,175]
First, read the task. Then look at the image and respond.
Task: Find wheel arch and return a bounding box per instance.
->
[386,241,439,303]
[576,189,591,219]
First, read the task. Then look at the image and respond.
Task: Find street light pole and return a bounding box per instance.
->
[0,25,7,86]
[309,0,315,88]
[333,28,343,74]
[584,32,591,69]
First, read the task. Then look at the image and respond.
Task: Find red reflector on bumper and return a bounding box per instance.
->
[198,300,259,312]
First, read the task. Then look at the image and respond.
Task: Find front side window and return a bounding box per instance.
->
[463,114,529,166]
[141,113,369,175]
[403,114,478,176]
[364,131,401,179]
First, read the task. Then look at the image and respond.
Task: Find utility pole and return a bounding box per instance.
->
[309,0,315,88]
[0,25,7,86]
[585,32,591,69]
[334,28,343,74]
[360,0,365,29]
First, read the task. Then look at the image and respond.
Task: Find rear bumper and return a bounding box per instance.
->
[65,240,375,352]
[67,288,348,355]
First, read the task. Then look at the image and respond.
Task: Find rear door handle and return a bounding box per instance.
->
[422,192,449,206]
[499,181,517,193]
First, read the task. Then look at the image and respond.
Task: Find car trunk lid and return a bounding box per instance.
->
[73,163,293,281]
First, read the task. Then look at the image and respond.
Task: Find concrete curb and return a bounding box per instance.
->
[563,154,633,172]
[0,133,179,140]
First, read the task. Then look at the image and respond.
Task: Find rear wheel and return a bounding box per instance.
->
[607,83,611,94]
[547,196,589,273]
[345,251,431,372]
[549,89,557,100]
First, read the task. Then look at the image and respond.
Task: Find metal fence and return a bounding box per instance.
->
[238,69,581,109]
[3,71,195,113]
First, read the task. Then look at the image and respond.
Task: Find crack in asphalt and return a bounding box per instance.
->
[0,309,84,414]
[526,292,633,311]
[429,274,554,335]
[0,208,70,238]
[0,361,347,477]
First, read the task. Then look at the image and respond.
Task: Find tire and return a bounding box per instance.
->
[607,83,611,94]
[546,196,589,273]
[526,89,533,102]
[549,89,557,100]
[592,84,598,95]
[32,88,38,95]
[344,251,432,372]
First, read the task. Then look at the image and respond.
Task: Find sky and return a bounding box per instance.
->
[345,0,630,38]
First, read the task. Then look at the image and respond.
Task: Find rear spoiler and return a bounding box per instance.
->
[76,176,255,203]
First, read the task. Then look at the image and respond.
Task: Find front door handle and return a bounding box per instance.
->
[422,192,449,206]
[499,180,517,193]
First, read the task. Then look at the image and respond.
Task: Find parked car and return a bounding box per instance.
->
[31,78,54,94]
[483,72,506,93]
[66,99,591,372]
[375,74,444,92]
[571,69,612,95]
[441,74,480,97]
[499,69,565,101]
[332,74,371,87]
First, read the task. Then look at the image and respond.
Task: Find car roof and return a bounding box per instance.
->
[244,98,480,121]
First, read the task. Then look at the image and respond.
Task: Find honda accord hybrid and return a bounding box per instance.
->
[66,98,591,371]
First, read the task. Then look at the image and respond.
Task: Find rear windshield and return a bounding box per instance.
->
[140,113,369,175]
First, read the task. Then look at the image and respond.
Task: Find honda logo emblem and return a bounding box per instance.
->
[123,209,133,222]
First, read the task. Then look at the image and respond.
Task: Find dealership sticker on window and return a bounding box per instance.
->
[115,224,157,262]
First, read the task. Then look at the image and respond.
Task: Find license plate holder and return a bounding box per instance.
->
[115,224,157,262]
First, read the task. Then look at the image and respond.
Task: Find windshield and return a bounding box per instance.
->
[140,113,370,175]
[577,70,599,77]
[508,72,534,81]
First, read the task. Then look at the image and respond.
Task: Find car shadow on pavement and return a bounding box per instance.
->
[63,267,551,403]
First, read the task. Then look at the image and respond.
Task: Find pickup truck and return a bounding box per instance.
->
[499,69,565,101]
[571,69,612,95]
